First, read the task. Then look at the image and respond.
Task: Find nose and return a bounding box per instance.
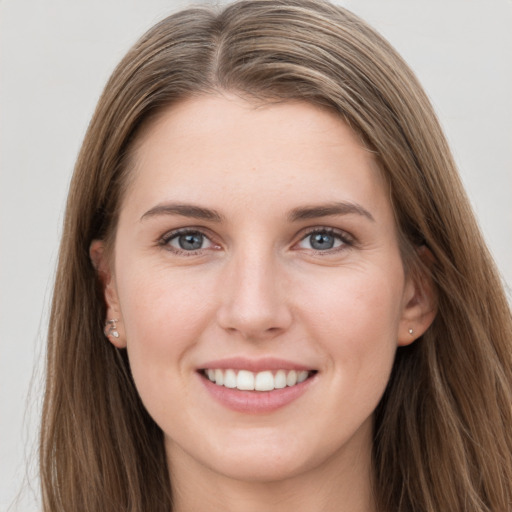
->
[216,248,293,341]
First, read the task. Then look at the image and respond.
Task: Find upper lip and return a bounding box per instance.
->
[199,357,314,373]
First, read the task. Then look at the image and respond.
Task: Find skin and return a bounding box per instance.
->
[91,94,435,512]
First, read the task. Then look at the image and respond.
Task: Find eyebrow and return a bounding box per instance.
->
[140,202,224,222]
[140,200,374,223]
[288,202,375,222]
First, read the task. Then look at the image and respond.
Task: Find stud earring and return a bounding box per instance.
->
[104,319,120,339]
[408,328,414,335]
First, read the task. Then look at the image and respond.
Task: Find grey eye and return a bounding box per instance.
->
[310,232,335,250]
[298,230,345,251]
[168,231,212,251]
[179,233,203,250]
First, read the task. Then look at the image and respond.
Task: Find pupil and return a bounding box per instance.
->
[311,232,334,250]
[179,233,203,250]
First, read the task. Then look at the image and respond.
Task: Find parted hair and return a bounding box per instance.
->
[40,1,512,511]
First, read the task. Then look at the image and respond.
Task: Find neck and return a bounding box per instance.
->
[166,426,376,512]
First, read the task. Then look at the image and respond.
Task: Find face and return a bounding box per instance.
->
[92,94,432,486]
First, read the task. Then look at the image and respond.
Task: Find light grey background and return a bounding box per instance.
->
[1,1,511,510]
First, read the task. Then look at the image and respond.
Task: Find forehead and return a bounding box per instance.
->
[122,94,389,220]
[133,94,370,160]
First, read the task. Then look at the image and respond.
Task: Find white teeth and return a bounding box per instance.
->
[274,370,287,389]
[204,368,312,391]
[223,369,237,388]
[237,370,255,390]
[254,371,274,391]
[297,370,309,383]
[286,370,297,387]
[214,369,224,386]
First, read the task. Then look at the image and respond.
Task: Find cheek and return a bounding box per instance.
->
[297,265,403,396]
[115,262,218,399]
[118,255,217,333]
[299,262,404,332]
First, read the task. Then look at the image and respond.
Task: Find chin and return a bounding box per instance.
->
[206,449,315,483]
[198,425,352,483]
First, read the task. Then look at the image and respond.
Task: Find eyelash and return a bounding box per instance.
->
[297,227,354,253]
[159,228,218,256]
[158,226,355,256]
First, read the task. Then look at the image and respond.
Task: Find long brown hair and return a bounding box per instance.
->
[41,1,512,510]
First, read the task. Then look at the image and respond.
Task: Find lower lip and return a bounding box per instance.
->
[199,373,316,414]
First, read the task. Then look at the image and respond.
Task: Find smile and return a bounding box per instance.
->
[202,368,312,391]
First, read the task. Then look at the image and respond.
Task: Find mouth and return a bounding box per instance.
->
[200,368,317,392]
[197,357,318,413]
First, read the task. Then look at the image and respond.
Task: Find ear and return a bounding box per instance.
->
[397,246,437,346]
[89,240,126,348]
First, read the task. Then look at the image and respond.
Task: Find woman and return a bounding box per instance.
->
[40,1,512,511]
